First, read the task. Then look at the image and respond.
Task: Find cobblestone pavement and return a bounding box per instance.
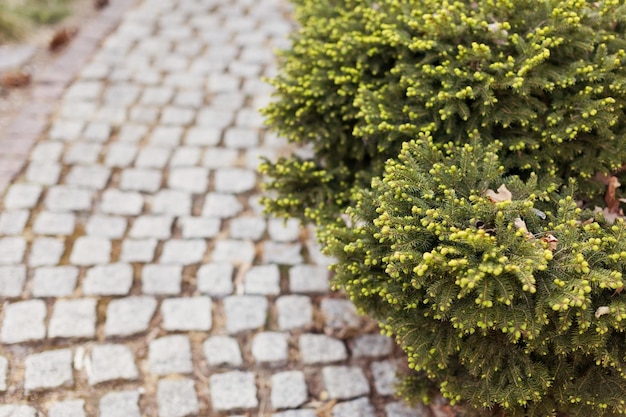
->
[0,0,430,416]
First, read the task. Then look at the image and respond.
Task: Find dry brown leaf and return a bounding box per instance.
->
[606,176,622,214]
[94,0,109,9]
[541,234,558,251]
[0,71,31,88]
[595,306,610,319]
[514,217,534,239]
[485,184,512,203]
[49,26,79,52]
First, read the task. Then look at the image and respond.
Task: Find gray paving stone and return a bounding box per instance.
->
[104,83,140,106]
[45,186,93,212]
[0,210,29,235]
[371,360,397,396]
[29,237,65,267]
[384,401,430,417]
[84,122,112,142]
[86,215,127,238]
[157,378,199,417]
[88,344,138,385]
[210,371,258,411]
[168,167,209,193]
[211,93,245,110]
[276,295,313,330]
[142,264,182,295]
[64,142,102,165]
[0,266,26,297]
[161,296,212,331]
[224,127,259,148]
[161,106,196,126]
[0,356,6,391]
[252,332,288,365]
[179,216,221,239]
[185,126,221,146]
[31,141,64,162]
[105,142,138,167]
[32,211,75,235]
[24,349,73,391]
[174,91,203,107]
[135,147,171,168]
[94,106,128,124]
[104,296,157,337]
[25,162,61,185]
[83,263,133,295]
[32,266,79,297]
[101,189,144,215]
[197,263,234,297]
[223,295,268,334]
[49,119,84,141]
[230,217,266,240]
[66,165,111,189]
[48,298,97,339]
[351,334,393,358]
[271,371,307,409]
[289,265,330,293]
[170,147,201,167]
[268,218,301,242]
[203,336,242,367]
[160,239,207,264]
[320,299,361,329]
[120,168,163,193]
[207,74,239,93]
[49,400,86,417]
[299,334,347,364]
[263,242,303,265]
[212,239,255,264]
[0,300,46,343]
[197,108,235,129]
[236,108,265,128]
[118,124,149,143]
[70,237,111,265]
[99,391,141,417]
[0,405,37,417]
[140,86,174,105]
[272,411,317,417]
[244,264,280,295]
[130,215,173,239]
[202,193,243,218]
[149,335,193,375]
[120,239,158,263]
[332,398,376,417]
[4,183,42,209]
[152,189,192,215]
[149,126,183,147]
[214,168,256,194]
[0,236,26,265]
[323,366,370,400]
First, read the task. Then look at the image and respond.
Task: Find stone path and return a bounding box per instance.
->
[0,0,429,416]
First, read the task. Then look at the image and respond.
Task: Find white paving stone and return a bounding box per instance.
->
[203,336,243,367]
[99,391,141,417]
[88,344,138,385]
[104,296,157,337]
[197,263,234,297]
[271,371,308,409]
[276,295,313,330]
[212,239,255,264]
[48,298,97,338]
[130,215,173,239]
[32,211,75,235]
[142,264,182,295]
[322,366,370,400]
[0,300,47,343]
[160,239,207,264]
[0,237,26,264]
[210,371,258,411]
[202,193,243,218]
[161,296,212,331]
[289,265,330,293]
[179,216,220,238]
[24,349,74,391]
[70,237,111,265]
[0,266,26,297]
[0,405,37,417]
[83,263,134,296]
[0,356,7,391]
[223,295,268,334]
[4,183,42,209]
[157,378,200,417]
[299,334,347,364]
[149,335,193,375]
[0,210,29,235]
[29,237,65,267]
[49,400,86,417]
[120,239,158,263]
[251,332,288,365]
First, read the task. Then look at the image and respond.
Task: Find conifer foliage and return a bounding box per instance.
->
[323,135,626,416]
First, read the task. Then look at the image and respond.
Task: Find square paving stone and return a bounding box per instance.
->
[0,210,29,235]
[70,237,111,265]
[212,240,255,264]
[179,217,221,239]
[289,265,329,293]
[149,335,193,375]
[0,405,37,417]
[130,215,173,239]
[120,239,158,263]
[25,162,61,185]
[142,264,182,295]
[223,127,258,148]
[197,263,234,297]
[332,398,376,417]
[244,264,280,295]
[371,360,397,396]
[202,193,244,219]
[0,266,26,297]
[197,109,235,129]
[203,336,243,367]
[223,295,268,334]
[49,399,86,417]
[210,371,258,411]
[86,215,127,238]
[0,356,7,391]
[168,167,209,193]
[32,266,78,297]
[350,334,393,358]
[105,143,138,167]
[271,371,308,409]
[45,186,93,212]
[104,296,157,337]
[161,296,212,331]
[262,242,303,265]
[160,239,207,265]
[157,378,200,417]
[268,218,301,242]
[202,147,238,168]
[0,300,46,343]
[276,295,313,330]
[251,332,288,365]
[101,189,144,215]
[64,143,102,165]
[88,344,138,385]
[149,126,183,147]
[214,168,256,194]
[118,124,148,143]
[170,147,201,167]
[33,211,76,235]
[322,366,370,400]
[24,349,73,391]
[29,237,65,267]
[120,168,163,193]
[48,298,97,339]
[0,237,26,264]
[299,334,347,364]
[99,391,141,417]
[185,126,221,146]
[320,299,361,330]
[66,165,111,190]
[83,263,134,295]
[151,189,192,216]
[4,184,42,209]
[229,217,266,240]
[30,141,64,162]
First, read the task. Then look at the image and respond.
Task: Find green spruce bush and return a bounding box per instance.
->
[262,0,626,225]
[323,134,626,416]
